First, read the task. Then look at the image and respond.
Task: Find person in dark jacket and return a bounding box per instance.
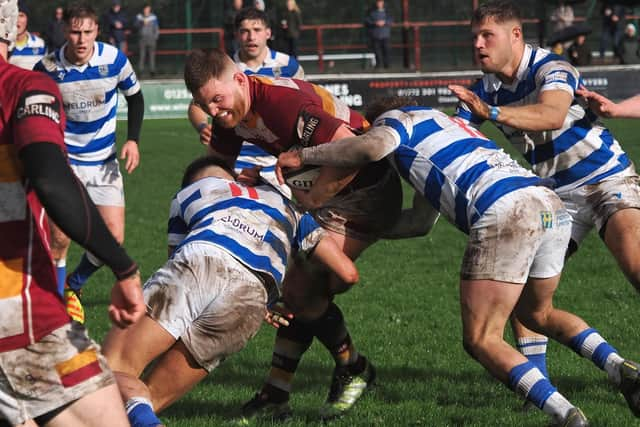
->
[101,0,128,52]
[44,6,65,51]
[364,0,392,69]
[277,0,302,58]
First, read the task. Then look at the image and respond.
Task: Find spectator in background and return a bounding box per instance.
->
[599,3,626,62]
[135,3,159,76]
[44,6,65,52]
[550,0,574,33]
[621,22,639,64]
[224,0,244,55]
[365,0,392,69]
[567,34,592,66]
[9,0,46,70]
[277,0,302,58]
[102,0,129,52]
[255,0,276,47]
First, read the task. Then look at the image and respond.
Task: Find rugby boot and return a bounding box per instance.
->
[618,359,640,417]
[552,407,589,427]
[64,285,84,324]
[238,392,292,424]
[319,357,376,420]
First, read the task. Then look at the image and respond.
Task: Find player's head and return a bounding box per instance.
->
[63,3,99,66]
[364,96,417,123]
[470,0,523,75]
[235,7,271,62]
[184,48,251,128]
[16,0,29,38]
[0,0,18,57]
[181,155,236,188]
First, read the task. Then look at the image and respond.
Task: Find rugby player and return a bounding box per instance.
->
[0,1,144,425]
[188,6,304,193]
[101,156,358,426]
[276,97,640,426]
[449,0,640,387]
[8,1,46,70]
[183,48,402,420]
[34,3,144,322]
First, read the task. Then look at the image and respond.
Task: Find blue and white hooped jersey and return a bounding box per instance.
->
[372,107,541,234]
[231,49,305,197]
[455,44,630,194]
[9,32,46,70]
[167,176,323,287]
[34,42,140,165]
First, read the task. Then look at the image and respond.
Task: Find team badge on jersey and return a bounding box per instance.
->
[16,90,61,124]
[98,64,109,77]
[296,111,321,147]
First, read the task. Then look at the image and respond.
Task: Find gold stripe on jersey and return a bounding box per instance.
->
[0,144,22,183]
[311,85,337,117]
[0,258,24,298]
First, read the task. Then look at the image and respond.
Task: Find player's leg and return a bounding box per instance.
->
[102,315,175,427]
[603,207,640,291]
[44,384,130,427]
[67,160,125,297]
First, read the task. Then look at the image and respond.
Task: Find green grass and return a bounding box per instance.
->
[74,117,640,426]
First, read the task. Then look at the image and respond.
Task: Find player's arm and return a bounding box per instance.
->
[20,143,143,327]
[188,100,212,145]
[449,84,573,132]
[380,191,440,239]
[121,90,144,173]
[309,235,359,286]
[577,89,640,119]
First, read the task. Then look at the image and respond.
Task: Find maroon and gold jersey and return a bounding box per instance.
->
[0,58,70,352]
[211,76,368,158]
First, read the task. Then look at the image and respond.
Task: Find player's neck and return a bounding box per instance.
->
[16,32,27,44]
[240,48,269,69]
[497,44,525,85]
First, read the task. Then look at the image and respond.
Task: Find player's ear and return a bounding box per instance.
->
[233,71,247,86]
[511,24,522,42]
[265,27,272,40]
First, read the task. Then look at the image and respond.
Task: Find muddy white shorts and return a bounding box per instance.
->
[143,242,268,372]
[70,157,125,207]
[461,186,571,284]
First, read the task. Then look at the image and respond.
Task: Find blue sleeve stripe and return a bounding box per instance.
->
[167,216,188,235]
[296,213,320,247]
[65,132,115,154]
[474,176,541,220]
[118,73,137,91]
[382,117,410,144]
[179,189,202,216]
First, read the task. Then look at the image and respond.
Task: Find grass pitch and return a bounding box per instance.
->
[75,117,640,426]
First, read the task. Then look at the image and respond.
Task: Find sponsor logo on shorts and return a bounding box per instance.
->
[16,91,61,124]
[540,211,553,229]
[556,210,571,227]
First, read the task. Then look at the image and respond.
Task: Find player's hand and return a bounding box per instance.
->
[276,150,304,184]
[448,84,491,120]
[199,124,213,145]
[576,86,616,118]
[120,140,140,174]
[108,270,145,328]
[237,166,262,186]
[264,304,293,329]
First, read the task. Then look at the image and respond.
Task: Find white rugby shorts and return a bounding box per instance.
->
[70,158,125,207]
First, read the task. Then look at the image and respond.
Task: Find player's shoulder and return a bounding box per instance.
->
[29,32,46,46]
[93,41,127,65]
[531,46,578,75]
